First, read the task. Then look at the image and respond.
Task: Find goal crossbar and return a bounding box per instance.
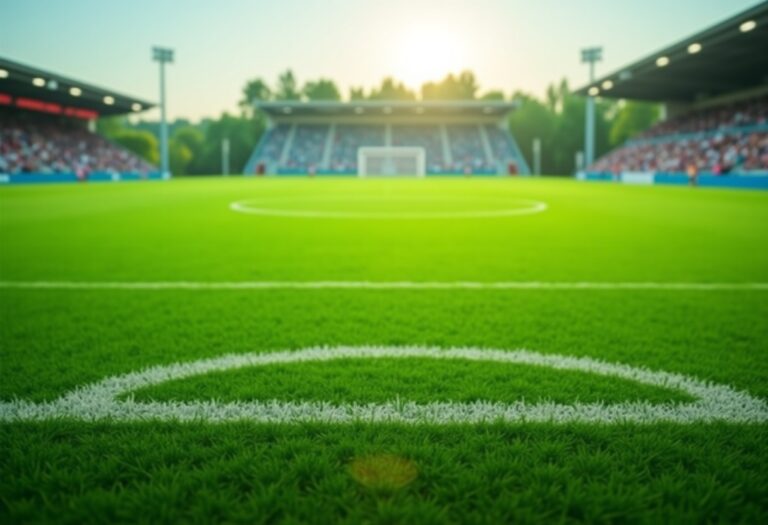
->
[357,147,426,177]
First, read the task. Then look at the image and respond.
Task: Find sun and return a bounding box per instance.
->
[397,26,466,88]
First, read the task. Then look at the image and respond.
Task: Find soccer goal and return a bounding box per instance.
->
[357,147,426,177]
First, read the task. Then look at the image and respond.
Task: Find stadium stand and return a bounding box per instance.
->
[0,56,158,184]
[244,101,530,176]
[590,96,768,174]
[1,109,155,176]
[577,2,768,188]
[331,125,385,172]
[391,125,445,172]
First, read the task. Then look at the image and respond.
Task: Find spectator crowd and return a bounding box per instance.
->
[0,110,155,175]
[590,96,768,174]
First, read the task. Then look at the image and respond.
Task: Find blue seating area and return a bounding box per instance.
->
[245,121,529,175]
[283,125,328,172]
[485,126,515,164]
[446,125,491,172]
[391,125,445,172]
[331,125,385,172]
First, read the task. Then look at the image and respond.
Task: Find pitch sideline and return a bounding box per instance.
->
[1,281,767,291]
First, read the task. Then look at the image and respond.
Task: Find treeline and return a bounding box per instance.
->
[100,69,659,175]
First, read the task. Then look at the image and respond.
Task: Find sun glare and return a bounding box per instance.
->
[398,27,465,88]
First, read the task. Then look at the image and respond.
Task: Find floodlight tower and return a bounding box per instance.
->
[581,47,602,168]
[152,47,174,178]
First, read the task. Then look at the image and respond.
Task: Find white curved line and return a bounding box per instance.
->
[229,197,548,219]
[1,346,765,424]
[1,281,766,291]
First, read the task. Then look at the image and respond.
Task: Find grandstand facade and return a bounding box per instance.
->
[244,101,530,176]
[577,2,768,189]
[0,57,159,184]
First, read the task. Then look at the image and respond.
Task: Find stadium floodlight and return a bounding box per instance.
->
[740,20,757,32]
[221,138,230,176]
[601,80,614,90]
[103,96,115,105]
[656,56,670,67]
[152,46,174,179]
[532,138,542,176]
[581,46,602,168]
[688,42,702,54]
[32,77,45,87]
[131,103,142,112]
[69,87,82,97]
[0,68,8,78]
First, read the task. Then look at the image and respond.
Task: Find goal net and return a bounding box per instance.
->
[357,147,426,177]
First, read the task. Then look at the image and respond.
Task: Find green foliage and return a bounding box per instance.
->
[239,78,272,112]
[610,101,661,146]
[349,87,367,100]
[109,129,159,165]
[422,71,479,100]
[171,126,206,175]
[95,116,128,138]
[276,69,301,100]
[368,77,416,101]
[169,139,193,175]
[481,90,506,101]
[510,80,615,174]
[191,112,263,174]
[303,78,341,101]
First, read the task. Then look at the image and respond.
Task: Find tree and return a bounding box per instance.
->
[240,78,272,113]
[368,77,416,101]
[96,116,127,138]
[349,87,366,100]
[194,112,264,174]
[275,70,301,100]
[508,80,615,175]
[171,126,204,174]
[609,101,660,146]
[422,71,479,100]
[303,78,341,101]
[109,129,159,165]
[481,91,506,101]
[169,139,193,175]
[509,93,557,173]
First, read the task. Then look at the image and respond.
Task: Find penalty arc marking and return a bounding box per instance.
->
[1,346,766,425]
[229,196,548,219]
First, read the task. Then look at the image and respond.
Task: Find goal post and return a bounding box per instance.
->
[357,147,426,177]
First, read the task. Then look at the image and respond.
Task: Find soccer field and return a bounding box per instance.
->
[1,177,767,523]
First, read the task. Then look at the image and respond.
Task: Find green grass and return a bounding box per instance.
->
[1,177,767,523]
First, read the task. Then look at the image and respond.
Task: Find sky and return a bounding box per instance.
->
[0,0,761,121]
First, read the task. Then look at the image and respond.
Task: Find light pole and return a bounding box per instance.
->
[581,47,602,169]
[152,47,174,178]
[221,138,230,176]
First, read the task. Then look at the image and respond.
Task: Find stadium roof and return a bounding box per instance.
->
[0,56,154,117]
[255,100,518,118]
[575,2,768,102]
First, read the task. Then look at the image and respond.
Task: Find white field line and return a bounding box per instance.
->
[229,198,548,219]
[1,346,766,425]
[1,281,767,291]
